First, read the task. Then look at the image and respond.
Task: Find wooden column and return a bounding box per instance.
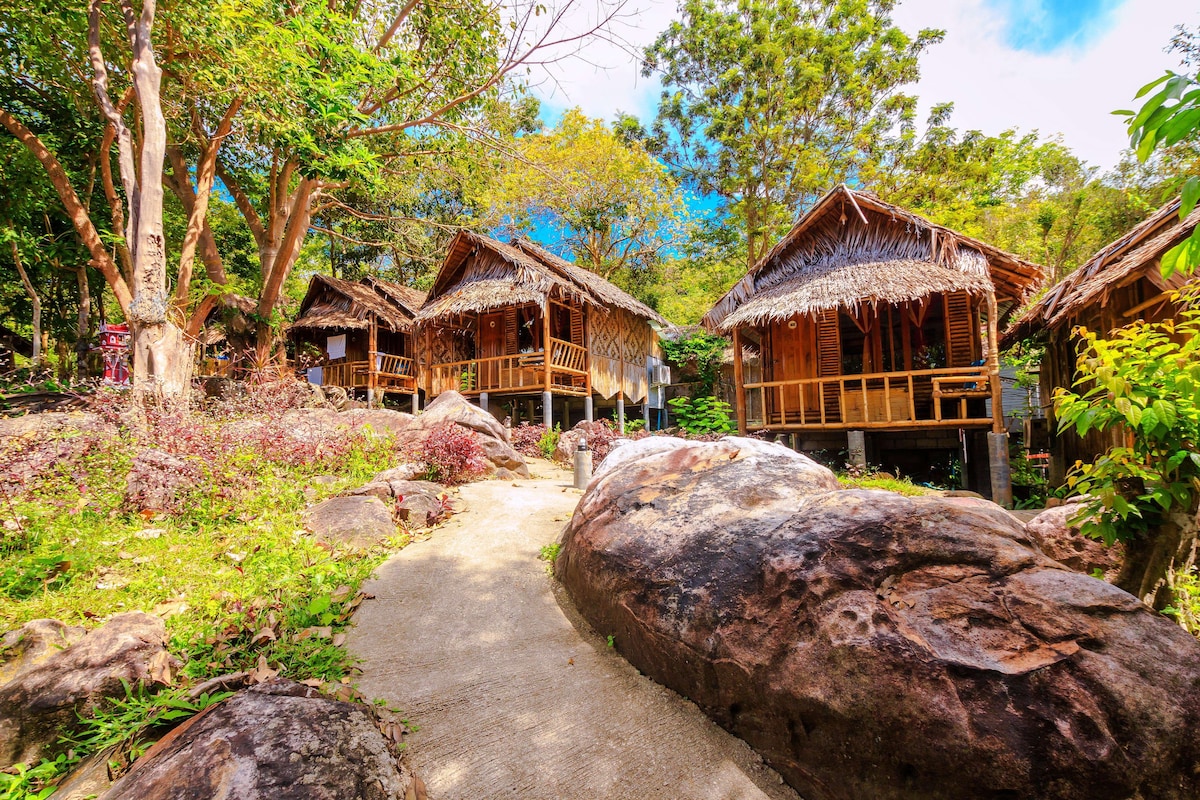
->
[542,299,552,394]
[732,326,747,435]
[423,324,432,396]
[367,317,378,408]
[985,291,1004,433]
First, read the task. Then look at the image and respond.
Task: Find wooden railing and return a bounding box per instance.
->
[742,366,997,430]
[428,338,588,396]
[310,355,416,393]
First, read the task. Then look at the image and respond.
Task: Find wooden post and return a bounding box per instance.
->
[732,326,747,435]
[985,291,1004,433]
[367,317,378,408]
[423,324,432,397]
[542,299,552,395]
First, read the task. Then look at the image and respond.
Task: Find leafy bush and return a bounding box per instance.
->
[1054,282,1200,606]
[660,330,728,395]
[417,422,490,485]
[668,395,735,435]
[537,424,561,459]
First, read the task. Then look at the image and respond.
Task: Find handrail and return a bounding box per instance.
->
[428,340,588,395]
[742,365,996,430]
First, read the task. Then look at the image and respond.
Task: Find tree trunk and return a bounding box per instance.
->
[131,320,194,397]
[10,239,41,366]
[75,265,91,377]
[1114,504,1200,610]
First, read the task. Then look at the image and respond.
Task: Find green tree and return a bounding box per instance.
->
[635,0,943,268]
[1,0,620,388]
[477,109,690,299]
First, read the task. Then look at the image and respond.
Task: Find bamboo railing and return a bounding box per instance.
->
[742,366,997,430]
[428,338,588,396]
[312,355,416,393]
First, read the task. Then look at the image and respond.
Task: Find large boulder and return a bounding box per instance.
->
[557,437,1200,800]
[0,613,176,769]
[1026,499,1124,579]
[103,679,415,800]
[303,495,396,548]
[399,392,529,478]
[552,420,613,464]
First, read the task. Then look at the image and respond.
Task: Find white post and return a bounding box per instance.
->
[584,395,594,422]
[543,390,553,428]
[411,391,420,413]
[479,391,489,413]
[616,396,625,435]
[847,430,866,469]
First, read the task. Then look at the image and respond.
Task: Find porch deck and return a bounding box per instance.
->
[743,366,995,431]
[315,354,417,394]
[427,338,589,397]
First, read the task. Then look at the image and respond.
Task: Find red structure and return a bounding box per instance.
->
[99,322,130,386]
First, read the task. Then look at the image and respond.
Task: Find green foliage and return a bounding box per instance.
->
[1163,566,1200,637]
[661,330,728,396]
[537,424,561,460]
[1117,70,1200,278]
[538,542,560,570]
[668,395,734,435]
[0,754,67,799]
[836,470,933,497]
[638,0,943,266]
[1053,284,1200,546]
[475,109,690,303]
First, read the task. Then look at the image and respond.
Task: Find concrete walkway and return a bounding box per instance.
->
[347,464,799,800]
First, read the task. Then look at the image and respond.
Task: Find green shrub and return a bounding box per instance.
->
[537,424,561,459]
[668,395,734,435]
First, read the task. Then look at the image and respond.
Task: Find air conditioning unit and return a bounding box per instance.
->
[652,364,671,385]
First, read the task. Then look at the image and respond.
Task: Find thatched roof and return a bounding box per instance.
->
[291,274,424,333]
[702,185,1044,332]
[415,231,668,326]
[1003,197,1197,344]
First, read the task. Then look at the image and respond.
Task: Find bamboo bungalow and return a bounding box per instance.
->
[415,231,668,427]
[703,186,1044,502]
[290,275,426,408]
[1003,196,1198,485]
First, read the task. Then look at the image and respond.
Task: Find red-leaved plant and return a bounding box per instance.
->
[417,422,490,485]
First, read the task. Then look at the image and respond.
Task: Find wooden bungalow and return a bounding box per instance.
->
[415,231,668,427]
[1003,196,1198,485]
[703,186,1044,502]
[290,275,426,407]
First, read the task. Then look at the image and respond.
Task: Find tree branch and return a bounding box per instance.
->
[0,109,132,313]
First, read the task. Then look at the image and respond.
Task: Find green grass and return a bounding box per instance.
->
[836,472,935,497]
[0,412,410,795]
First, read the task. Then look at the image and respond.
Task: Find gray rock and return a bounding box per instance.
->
[1026,499,1123,579]
[0,613,176,769]
[103,679,415,800]
[397,392,529,479]
[303,496,396,548]
[347,479,451,528]
[558,438,1200,800]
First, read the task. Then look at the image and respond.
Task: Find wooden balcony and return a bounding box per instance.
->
[315,355,417,394]
[743,366,997,431]
[428,338,589,397]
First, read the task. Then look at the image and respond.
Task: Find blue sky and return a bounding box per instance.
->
[984,0,1126,53]
[529,0,1188,170]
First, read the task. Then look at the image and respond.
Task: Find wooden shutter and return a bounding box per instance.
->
[504,307,518,354]
[816,310,840,377]
[570,306,584,346]
[944,293,976,367]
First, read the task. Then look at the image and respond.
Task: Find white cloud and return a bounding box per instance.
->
[523,0,676,121]
[525,0,1186,168]
[891,0,1184,169]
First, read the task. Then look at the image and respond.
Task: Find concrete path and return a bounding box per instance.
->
[347,463,799,800]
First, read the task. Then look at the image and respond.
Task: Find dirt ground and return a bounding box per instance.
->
[347,461,800,800]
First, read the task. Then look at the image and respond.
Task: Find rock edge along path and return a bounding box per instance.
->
[348,466,798,800]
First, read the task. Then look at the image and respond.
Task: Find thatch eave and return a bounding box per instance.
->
[715,259,994,331]
[703,185,1045,332]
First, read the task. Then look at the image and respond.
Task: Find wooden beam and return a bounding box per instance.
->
[542,299,552,395]
[368,317,378,407]
[732,326,747,435]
